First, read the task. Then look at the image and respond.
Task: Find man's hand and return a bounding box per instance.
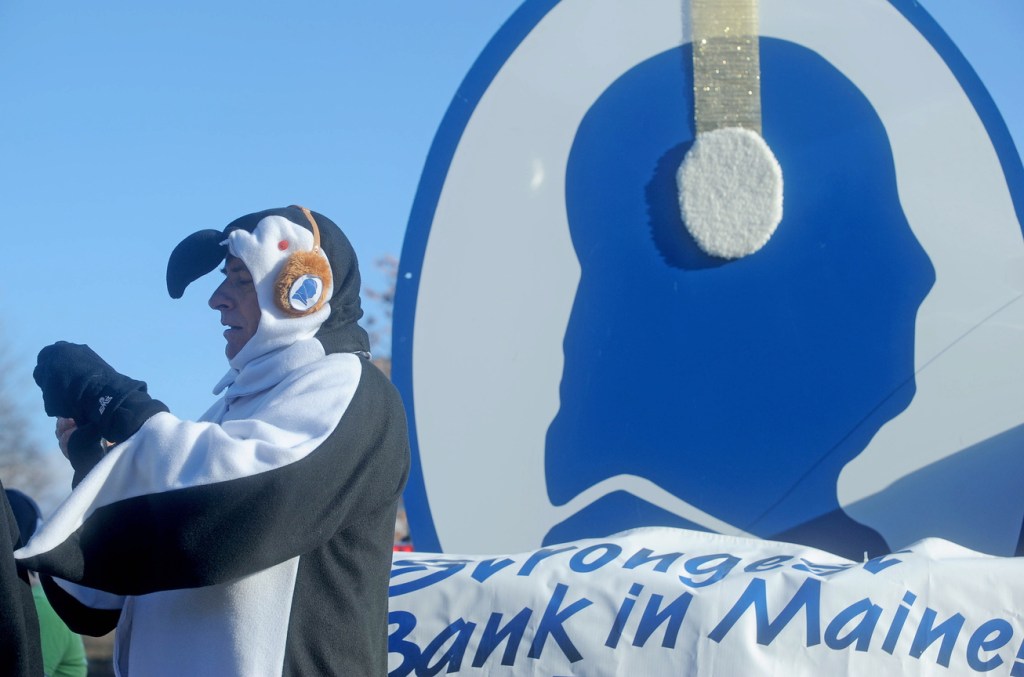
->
[55,418,108,488]
[55,417,76,459]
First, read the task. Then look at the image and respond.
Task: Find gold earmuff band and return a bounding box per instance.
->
[294,205,322,252]
[691,0,762,134]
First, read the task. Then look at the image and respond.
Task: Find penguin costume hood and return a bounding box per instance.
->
[167,205,371,373]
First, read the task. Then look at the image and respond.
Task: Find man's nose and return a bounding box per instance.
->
[208,281,233,310]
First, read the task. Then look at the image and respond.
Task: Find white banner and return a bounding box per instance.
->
[389,528,1024,675]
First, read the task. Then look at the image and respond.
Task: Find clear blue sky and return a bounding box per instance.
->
[0,1,1020,504]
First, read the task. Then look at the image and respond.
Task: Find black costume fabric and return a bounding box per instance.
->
[1,480,43,677]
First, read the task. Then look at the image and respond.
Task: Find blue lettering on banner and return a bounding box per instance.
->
[391,546,913,597]
[390,558,470,596]
[527,583,593,662]
[518,546,578,576]
[622,548,684,573]
[387,611,421,677]
[472,609,533,668]
[881,591,917,654]
[419,619,477,676]
[909,608,965,668]
[708,577,822,647]
[569,544,622,573]
[389,584,597,672]
[471,557,516,583]
[966,619,1013,672]
[389,588,596,673]
[633,592,694,649]
[678,553,740,588]
[824,598,883,652]
[745,555,793,573]
[605,583,644,648]
[793,558,855,576]
[862,551,909,575]
[388,541,1024,674]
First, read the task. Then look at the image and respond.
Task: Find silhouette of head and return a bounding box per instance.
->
[544,39,934,557]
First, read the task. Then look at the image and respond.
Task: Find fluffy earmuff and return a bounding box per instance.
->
[273,206,334,317]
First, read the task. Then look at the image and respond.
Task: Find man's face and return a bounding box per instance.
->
[209,255,261,359]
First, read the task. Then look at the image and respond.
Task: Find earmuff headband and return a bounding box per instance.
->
[293,205,322,252]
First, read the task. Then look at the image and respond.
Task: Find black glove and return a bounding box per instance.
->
[34,342,169,443]
[65,423,107,489]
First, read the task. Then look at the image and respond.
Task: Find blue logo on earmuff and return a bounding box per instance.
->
[289,275,323,312]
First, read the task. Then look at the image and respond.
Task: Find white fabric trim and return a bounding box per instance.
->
[121,558,300,676]
[52,577,126,611]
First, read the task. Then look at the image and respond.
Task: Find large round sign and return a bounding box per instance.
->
[393,0,1024,558]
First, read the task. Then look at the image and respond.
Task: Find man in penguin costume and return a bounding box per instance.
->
[16,206,411,676]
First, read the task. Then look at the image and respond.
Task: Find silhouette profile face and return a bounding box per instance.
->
[544,39,935,556]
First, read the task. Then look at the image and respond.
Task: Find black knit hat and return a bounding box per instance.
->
[4,489,41,548]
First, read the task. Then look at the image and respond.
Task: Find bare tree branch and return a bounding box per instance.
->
[0,333,66,510]
[363,254,398,358]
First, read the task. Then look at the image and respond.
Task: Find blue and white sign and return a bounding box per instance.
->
[393,0,1024,558]
[388,528,1024,675]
